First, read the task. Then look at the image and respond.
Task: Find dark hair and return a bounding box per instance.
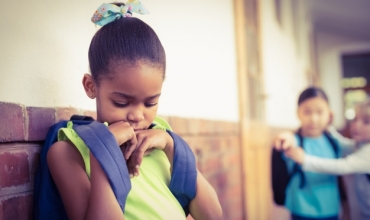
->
[298,87,329,106]
[88,9,166,82]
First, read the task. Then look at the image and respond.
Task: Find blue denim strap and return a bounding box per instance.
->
[73,121,131,212]
[167,130,197,208]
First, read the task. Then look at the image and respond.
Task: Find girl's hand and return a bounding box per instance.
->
[127,129,174,177]
[107,121,137,160]
[274,131,296,151]
[284,147,305,164]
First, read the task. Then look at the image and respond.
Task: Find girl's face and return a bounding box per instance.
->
[297,97,332,137]
[84,62,164,130]
[350,113,370,144]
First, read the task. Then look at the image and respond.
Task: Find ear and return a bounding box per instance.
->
[82,74,96,99]
[296,108,301,120]
[328,110,334,125]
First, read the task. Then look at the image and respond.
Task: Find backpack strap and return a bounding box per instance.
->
[323,131,340,158]
[70,115,95,121]
[271,148,290,206]
[293,131,306,189]
[151,116,197,214]
[323,131,349,202]
[166,131,197,209]
[73,121,131,212]
[33,119,95,219]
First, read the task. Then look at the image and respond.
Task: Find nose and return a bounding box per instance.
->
[310,113,318,123]
[127,106,144,124]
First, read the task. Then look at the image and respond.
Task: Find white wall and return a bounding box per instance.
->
[0,0,239,122]
[259,0,312,128]
[316,30,370,128]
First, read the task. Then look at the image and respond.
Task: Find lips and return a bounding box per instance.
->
[307,126,318,130]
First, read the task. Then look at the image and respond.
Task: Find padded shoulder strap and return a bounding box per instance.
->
[33,119,94,220]
[152,116,197,214]
[166,130,197,208]
[73,121,131,212]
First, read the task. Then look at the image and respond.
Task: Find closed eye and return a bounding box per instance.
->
[113,102,129,108]
[145,103,157,107]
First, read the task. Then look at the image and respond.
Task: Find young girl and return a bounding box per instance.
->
[45,2,222,219]
[282,100,370,220]
[274,87,343,220]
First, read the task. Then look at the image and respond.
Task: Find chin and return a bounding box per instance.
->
[304,129,322,137]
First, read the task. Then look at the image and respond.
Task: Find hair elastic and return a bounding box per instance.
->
[91,1,149,26]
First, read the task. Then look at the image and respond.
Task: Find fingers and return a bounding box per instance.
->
[281,139,292,151]
[126,157,139,178]
[108,121,136,146]
[124,129,168,178]
[123,134,137,160]
[274,139,284,151]
[133,138,149,167]
[274,138,291,151]
[274,131,296,151]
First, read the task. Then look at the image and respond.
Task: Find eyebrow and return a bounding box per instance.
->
[112,92,161,100]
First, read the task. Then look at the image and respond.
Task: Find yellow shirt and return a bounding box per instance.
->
[58,117,186,220]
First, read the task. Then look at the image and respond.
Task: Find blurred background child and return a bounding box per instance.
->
[283,100,370,220]
[274,87,344,220]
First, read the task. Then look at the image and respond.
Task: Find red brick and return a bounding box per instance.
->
[217,172,229,190]
[225,135,240,149]
[55,107,82,122]
[221,151,241,171]
[225,197,243,220]
[201,153,222,174]
[0,152,29,188]
[182,136,200,152]
[231,122,240,134]
[196,136,219,153]
[29,147,41,185]
[167,116,189,135]
[187,118,211,135]
[209,136,223,151]
[0,193,33,220]
[0,145,40,188]
[26,107,55,141]
[0,102,25,142]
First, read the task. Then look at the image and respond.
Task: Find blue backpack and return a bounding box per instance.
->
[33,115,197,219]
[271,130,342,206]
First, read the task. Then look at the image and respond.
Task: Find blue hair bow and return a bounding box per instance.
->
[91,1,149,26]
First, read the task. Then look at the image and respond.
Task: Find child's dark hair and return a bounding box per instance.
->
[88,4,166,82]
[298,87,329,106]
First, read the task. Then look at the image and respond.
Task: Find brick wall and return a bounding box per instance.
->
[0,102,243,220]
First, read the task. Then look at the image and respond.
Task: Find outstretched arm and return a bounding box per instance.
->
[284,144,370,175]
[327,126,355,155]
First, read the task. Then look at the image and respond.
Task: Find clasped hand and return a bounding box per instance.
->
[273,131,305,164]
[107,121,174,177]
